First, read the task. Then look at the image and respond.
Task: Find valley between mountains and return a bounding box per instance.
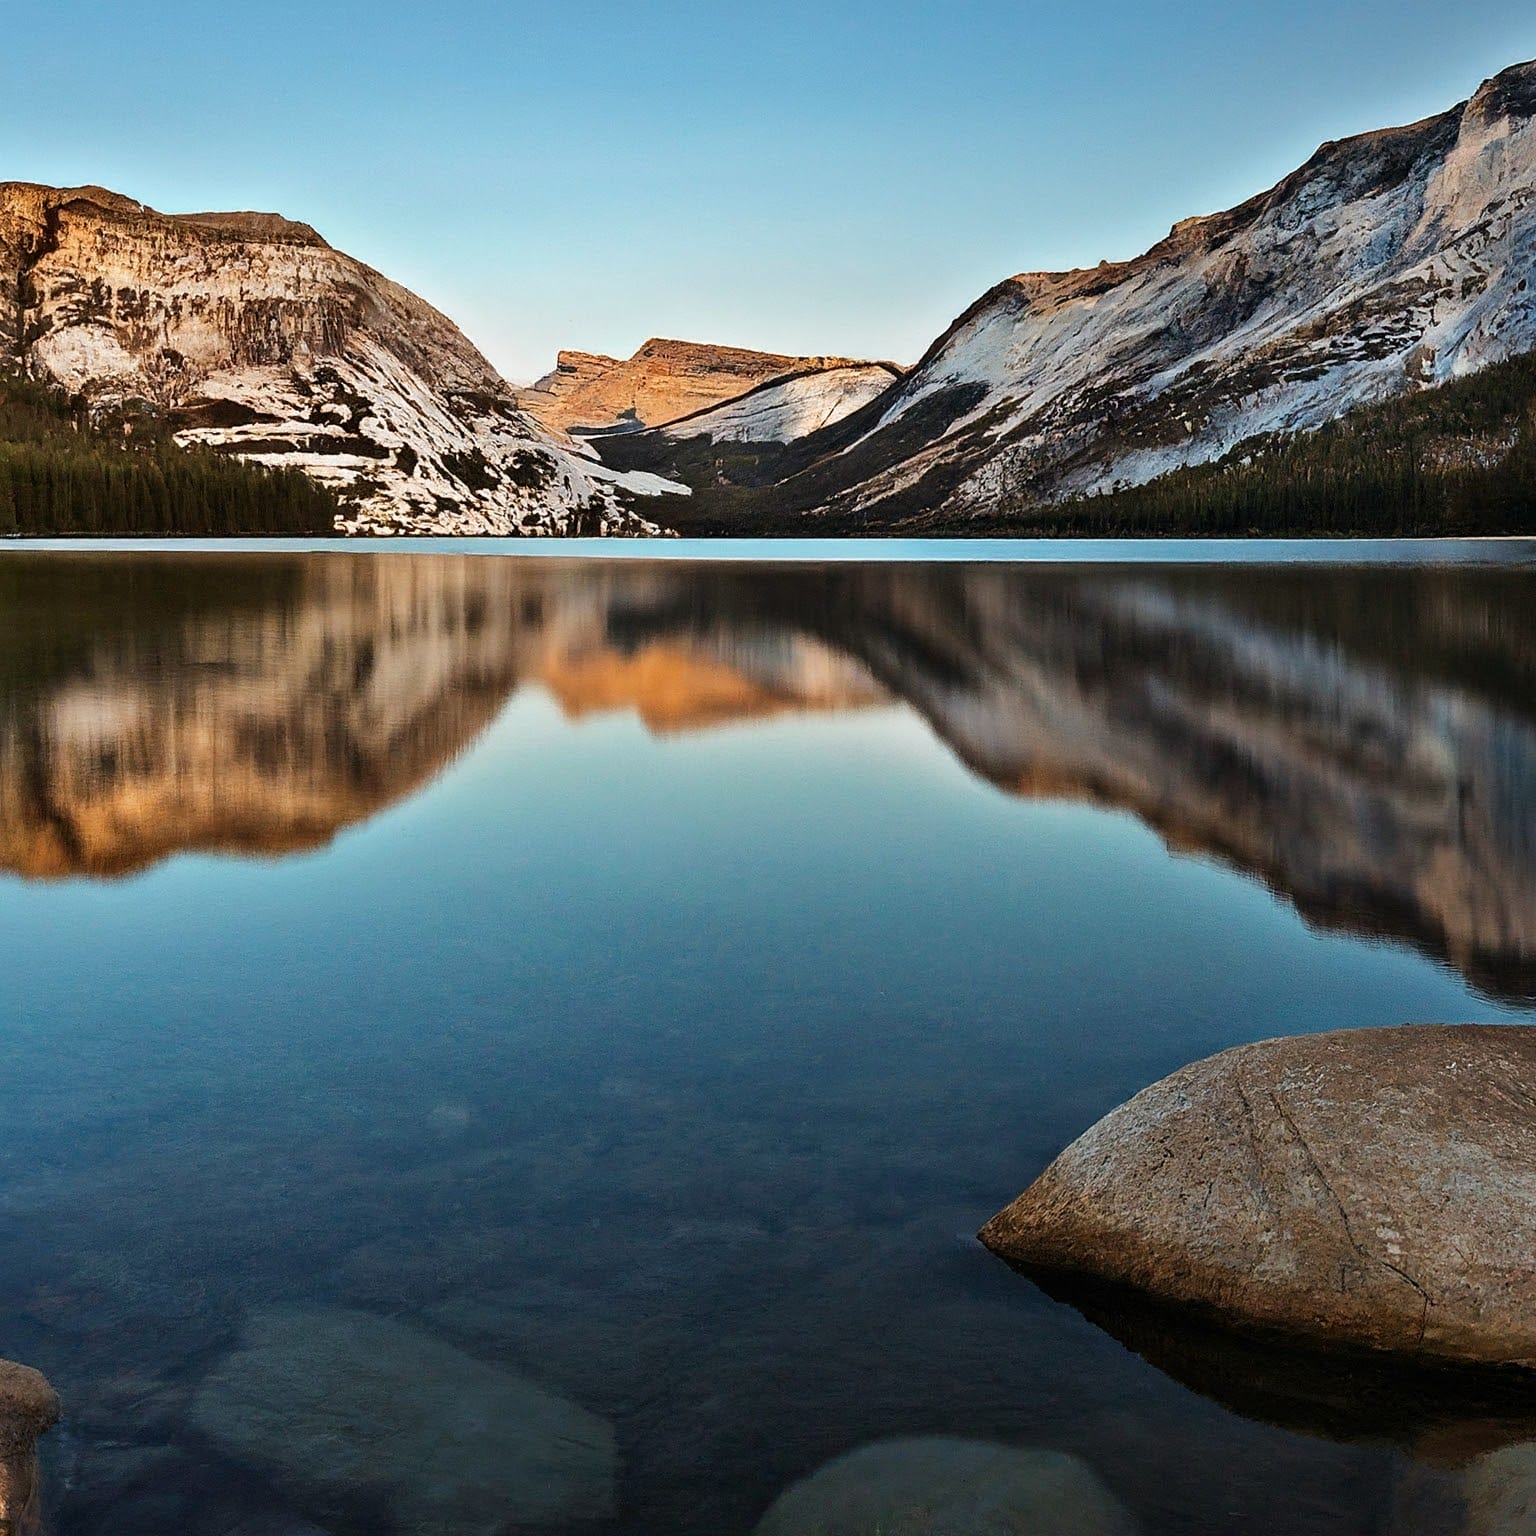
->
[7,56,1536,536]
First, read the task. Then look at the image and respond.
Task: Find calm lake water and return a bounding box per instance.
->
[3,542,1536,1535]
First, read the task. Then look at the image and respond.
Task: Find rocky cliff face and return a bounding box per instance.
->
[517,338,874,433]
[0,183,679,534]
[636,60,1536,525]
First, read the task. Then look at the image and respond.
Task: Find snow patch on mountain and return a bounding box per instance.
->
[0,182,684,535]
[819,59,1536,521]
[658,363,902,444]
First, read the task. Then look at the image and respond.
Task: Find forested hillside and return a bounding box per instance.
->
[603,350,1536,536]
[0,375,339,536]
[8,350,1536,539]
[1003,352,1536,537]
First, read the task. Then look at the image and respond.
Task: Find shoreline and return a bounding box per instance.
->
[6,533,1536,566]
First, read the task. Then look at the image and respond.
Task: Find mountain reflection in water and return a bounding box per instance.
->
[3,551,1534,1001]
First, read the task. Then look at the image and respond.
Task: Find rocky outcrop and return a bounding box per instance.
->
[980,1026,1536,1368]
[190,1308,614,1535]
[633,59,1536,525]
[0,1360,60,1536]
[0,182,680,533]
[518,337,874,433]
[752,1438,1137,1536]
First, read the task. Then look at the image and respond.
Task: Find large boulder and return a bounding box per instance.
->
[980,1025,1536,1368]
[752,1437,1136,1536]
[1464,1441,1536,1535]
[190,1307,614,1535]
[0,1362,59,1455]
[0,1359,59,1534]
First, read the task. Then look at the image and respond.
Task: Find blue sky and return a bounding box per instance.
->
[4,2,1533,380]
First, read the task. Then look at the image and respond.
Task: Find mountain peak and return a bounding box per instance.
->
[0,179,678,534]
[1467,57,1536,123]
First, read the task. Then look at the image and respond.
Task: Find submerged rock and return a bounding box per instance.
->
[980,1025,1536,1368]
[1463,1441,1536,1535]
[752,1437,1136,1536]
[0,1360,60,1535]
[189,1307,614,1535]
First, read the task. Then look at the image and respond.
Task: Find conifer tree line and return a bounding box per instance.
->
[1012,352,1536,537]
[8,352,1536,538]
[0,375,340,536]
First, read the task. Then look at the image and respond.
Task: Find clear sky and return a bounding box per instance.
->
[3,2,1533,381]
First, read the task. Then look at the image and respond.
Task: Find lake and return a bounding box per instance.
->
[2,541,1535,1535]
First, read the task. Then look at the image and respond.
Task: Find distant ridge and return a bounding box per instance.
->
[517,337,881,434]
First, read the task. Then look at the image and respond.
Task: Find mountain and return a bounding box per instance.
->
[12,60,1536,538]
[0,183,680,534]
[516,338,878,434]
[600,59,1536,531]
